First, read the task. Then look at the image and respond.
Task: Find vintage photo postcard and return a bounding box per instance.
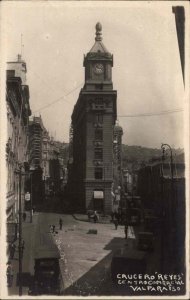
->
[0,0,189,299]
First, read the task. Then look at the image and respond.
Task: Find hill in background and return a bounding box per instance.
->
[122,145,184,169]
[60,143,184,169]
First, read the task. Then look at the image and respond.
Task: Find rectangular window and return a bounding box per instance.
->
[95,128,103,140]
[7,70,15,77]
[94,99,105,110]
[95,84,103,90]
[94,148,103,160]
[94,114,103,123]
[94,167,103,179]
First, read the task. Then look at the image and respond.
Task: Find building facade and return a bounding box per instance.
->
[42,131,67,197]
[112,122,123,212]
[68,23,117,214]
[137,157,185,274]
[6,54,31,241]
[28,116,44,206]
[29,116,43,169]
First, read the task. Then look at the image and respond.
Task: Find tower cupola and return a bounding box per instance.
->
[83,23,113,91]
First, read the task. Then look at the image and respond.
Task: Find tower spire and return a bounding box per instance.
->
[95,22,102,42]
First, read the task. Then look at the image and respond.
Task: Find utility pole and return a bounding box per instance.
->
[18,163,22,296]
[30,173,33,223]
[161,143,174,271]
[160,154,165,273]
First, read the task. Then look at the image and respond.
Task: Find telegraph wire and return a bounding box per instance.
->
[33,83,83,114]
[118,108,183,118]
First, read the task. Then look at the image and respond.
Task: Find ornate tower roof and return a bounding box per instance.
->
[89,22,109,53]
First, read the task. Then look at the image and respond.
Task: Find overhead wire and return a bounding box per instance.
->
[118,108,183,118]
[33,83,83,114]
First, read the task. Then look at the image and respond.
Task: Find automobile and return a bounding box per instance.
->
[144,215,159,234]
[111,248,147,283]
[137,231,154,251]
[143,209,155,218]
[126,208,141,226]
[28,234,64,295]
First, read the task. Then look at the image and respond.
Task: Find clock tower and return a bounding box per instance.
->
[70,23,117,214]
[83,22,113,91]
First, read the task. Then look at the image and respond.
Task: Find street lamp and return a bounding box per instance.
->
[161,143,174,271]
[15,163,24,296]
[161,143,174,180]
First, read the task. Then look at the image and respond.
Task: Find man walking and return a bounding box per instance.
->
[113,218,118,230]
[9,243,16,259]
[59,218,63,230]
[124,225,128,239]
[6,261,14,287]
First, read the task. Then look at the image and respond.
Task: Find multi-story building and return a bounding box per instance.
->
[42,131,68,197]
[42,128,51,195]
[28,116,66,203]
[29,116,43,168]
[68,23,117,214]
[6,54,31,241]
[112,122,123,211]
[28,116,44,206]
[137,155,185,274]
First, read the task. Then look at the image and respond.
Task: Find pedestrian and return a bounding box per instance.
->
[9,243,16,259]
[115,212,120,223]
[52,225,55,233]
[124,225,128,239]
[20,240,25,259]
[113,218,118,230]
[93,211,98,223]
[6,261,14,287]
[87,211,91,221]
[23,212,26,222]
[59,218,63,230]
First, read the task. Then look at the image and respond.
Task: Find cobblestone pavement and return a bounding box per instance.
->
[52,214,133,296]
[5,212,162,297]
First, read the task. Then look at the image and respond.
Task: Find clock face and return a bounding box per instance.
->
[94,63,104,74]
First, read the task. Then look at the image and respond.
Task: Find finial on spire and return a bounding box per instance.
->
[95,22,102,41]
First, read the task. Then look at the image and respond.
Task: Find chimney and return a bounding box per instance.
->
[17,54,22,62]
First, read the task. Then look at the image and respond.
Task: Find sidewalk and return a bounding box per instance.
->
[7,211,39,296]
[73,213,111,224]
[53,216,127,295]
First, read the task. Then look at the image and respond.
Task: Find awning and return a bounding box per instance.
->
[94,191,104,199]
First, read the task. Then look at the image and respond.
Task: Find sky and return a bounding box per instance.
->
[2,1,188,149]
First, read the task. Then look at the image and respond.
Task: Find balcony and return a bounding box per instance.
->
[93,160,103,166]
[91,103,105,111]
[94,123,103,128]
[94,141,103,147]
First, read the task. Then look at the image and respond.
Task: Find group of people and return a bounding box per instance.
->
[87,210,99,223]
[7,239,25,287]
[6,261,14,287]
[112,212,128,238]
[49,218,63,234]
[7,243,16,287]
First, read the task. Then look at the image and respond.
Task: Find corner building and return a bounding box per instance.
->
[70,23,117,213]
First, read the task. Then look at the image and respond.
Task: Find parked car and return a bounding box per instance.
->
[144,216,159,234]
[28,234,64,295]
[137,231,154,251]
[126,208,141,226]
[111,248,147,283]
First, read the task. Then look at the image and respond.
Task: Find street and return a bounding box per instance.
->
[7,211,163,296]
